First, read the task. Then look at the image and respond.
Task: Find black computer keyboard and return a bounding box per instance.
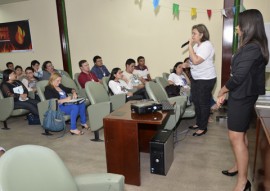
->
[159,100,174,111]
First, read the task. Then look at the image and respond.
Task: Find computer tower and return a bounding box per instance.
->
[150,129,174,175]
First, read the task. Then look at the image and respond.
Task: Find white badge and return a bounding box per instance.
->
[13,85,24,94]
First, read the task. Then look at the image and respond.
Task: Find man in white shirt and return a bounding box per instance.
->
[122,58,148,99]
[133,56,152,82]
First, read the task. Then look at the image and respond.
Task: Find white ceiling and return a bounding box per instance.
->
[0,0,28,5]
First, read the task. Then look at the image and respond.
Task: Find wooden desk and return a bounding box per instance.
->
[103,101,169,186]
[253,108,270,180]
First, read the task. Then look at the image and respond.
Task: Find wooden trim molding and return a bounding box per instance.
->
[56,0,72,77]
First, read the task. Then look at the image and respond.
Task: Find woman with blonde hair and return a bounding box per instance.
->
[44,73,88,135]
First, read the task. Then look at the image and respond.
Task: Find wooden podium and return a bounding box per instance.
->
[103,101,169,186]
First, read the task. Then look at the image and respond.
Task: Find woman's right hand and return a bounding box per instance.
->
[20,94,28,100]
[127,92,133,97]
[217,93,226,107]
[58,96,71,104]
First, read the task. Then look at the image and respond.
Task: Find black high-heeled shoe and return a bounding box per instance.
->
[243,180,251,191]
[193,129,207,136]
[222,170,238,176]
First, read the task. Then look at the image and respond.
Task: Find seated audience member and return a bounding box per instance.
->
[108,68,144,101]
[122,58,149,99]
[31,60,43,80]
[0,147,5,157]
[6,62,14,70]
[15,65,25,81]
[21,67,40,101]
[0,69,39,116]
[134,56,152,82]
[183,57,192,80]
[40,61,63,80]
[168,62,191,97]
[91,55,110,80]
[44,73,88,135]
[78,60,99,88]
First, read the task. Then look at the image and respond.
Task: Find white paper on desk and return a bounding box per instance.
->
[13,86,24,94]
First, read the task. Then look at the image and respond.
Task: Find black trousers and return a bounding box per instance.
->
[14,98,39,116]
[191,78,216,130]
[133,87,149,100]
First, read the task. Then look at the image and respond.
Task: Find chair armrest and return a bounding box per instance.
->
[182,104,196,119]
[109,94,126,111]
[77,89,90,106]
[75,173,124,191]
[168,96,187,117]
[0,97,14,121]
[87,102,111,132]
[28,91,35,99]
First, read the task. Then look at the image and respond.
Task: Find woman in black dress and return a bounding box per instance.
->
[217,9,269,191]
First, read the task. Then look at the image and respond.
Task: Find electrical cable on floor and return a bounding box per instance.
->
[174,128,190,145]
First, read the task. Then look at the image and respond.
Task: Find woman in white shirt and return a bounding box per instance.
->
[183,24,216,136]
[108,68,144,101]
[168,61,191,96]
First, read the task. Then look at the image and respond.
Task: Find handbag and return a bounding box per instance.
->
[43,99,66,132]
[165,84,181,98]
[27,113,41,125]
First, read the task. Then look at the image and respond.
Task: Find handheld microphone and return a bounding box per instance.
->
[181,41,189,48]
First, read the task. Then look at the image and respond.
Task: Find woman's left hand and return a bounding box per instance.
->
[72,91,77,99]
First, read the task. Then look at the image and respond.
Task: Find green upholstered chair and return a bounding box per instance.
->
[61,75,90,106]
[74,73,82,90]
[0,89,29,130]
[155,76,169,95]
[102,76,110,93]
[0,145,124,191]
[85,81,125,141]
[162,72,170,80]
[145,81,188,130]
[36,81,70,134]
[155,77,195,119]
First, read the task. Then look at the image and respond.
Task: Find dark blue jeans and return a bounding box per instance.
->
[59,103,86,130]
[191,78,216,130]
[14,98,39,116]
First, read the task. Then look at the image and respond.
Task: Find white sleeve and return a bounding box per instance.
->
[21,78,32,91]
[168,73,179,84]
[108,80,125,95]
[196,41,213,60]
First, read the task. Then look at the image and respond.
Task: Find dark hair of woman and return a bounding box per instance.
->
[31,60,40,67]
[2,69,14,82]
[238,9,269,64]
[107,67,121,95]
[42,61,52,71]
[172,62,183,74]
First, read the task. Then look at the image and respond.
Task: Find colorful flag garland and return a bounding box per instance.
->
[141,1,246,19]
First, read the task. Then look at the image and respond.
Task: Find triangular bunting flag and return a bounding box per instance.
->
[222,9,227,17]
[173,3,179,16]
[207,9,212,19]
[153,0,160,10]
[232,6,236,15]
[191,8,197,17]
